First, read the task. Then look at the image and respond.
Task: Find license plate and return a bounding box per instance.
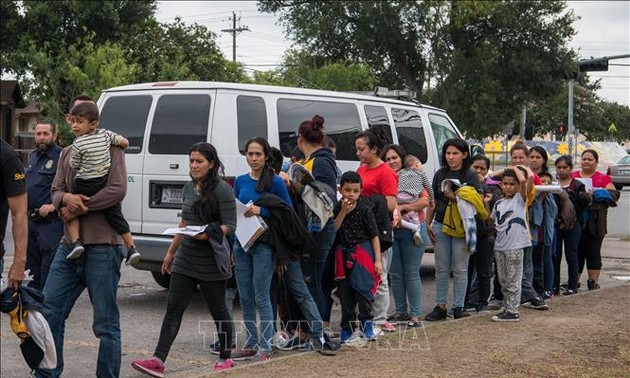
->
[161,186,183,204]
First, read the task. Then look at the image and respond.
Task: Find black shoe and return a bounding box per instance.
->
[386,313,410,324]
[492,310,520,322]
[525,297,549,311]
[425,306,447,321]
[453,307,471,319]
[310,334,340,356]
[66,241,85,260]
[587,279,600,291]
[209,341,237,355]
[562,289,576,296]
[126,246,141,266]
[476,304,492,315]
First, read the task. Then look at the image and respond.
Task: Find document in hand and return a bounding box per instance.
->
[235,199,268,251]
[162,225,208,237]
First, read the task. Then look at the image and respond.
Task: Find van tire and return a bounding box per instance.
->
[151,271,171,289]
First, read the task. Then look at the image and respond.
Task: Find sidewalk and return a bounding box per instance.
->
[223,283,630,378]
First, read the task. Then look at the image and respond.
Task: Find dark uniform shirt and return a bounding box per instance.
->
[333,196,379,248]
[26,144,62,210]
[1,140,27,258]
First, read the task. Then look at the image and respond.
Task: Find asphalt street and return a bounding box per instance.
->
[1,189,629,377]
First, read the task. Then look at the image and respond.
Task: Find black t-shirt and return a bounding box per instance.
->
[334,196,379,248]
[1,140,27,257]
[431,167,482,224]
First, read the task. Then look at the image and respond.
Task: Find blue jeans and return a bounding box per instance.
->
[390,226,427,317]
[234,241,275,352]
[283,257,324,337]
[35,243,123,378]
[520,246,539,302]
[433,222,469,308]
[301,220,336,316]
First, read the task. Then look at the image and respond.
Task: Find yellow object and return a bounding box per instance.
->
[9,302,30,339]
[442,186,488,238]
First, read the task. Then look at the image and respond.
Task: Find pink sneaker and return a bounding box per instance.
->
[131,356,165,378]
[380,321,396,332]
[214,358,235,371]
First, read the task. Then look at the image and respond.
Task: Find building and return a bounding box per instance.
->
[0,80,26,146]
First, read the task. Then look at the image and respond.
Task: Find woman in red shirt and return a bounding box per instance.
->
[572,149,615,290]
[354,125,398,334]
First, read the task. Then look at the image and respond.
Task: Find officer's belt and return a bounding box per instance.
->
[28,209,61,222]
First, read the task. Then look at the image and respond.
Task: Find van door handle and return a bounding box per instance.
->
[169,164,179,169]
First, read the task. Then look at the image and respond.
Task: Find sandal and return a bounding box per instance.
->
[407,319,423,328]
[386,313,410,324]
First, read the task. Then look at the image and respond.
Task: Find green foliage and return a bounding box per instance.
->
[252,49,377,91]
[124,18,235,82]
[24,32,136,145]
[261,0,584,139]
[259,1,436,96]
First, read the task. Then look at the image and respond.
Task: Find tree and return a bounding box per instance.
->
[24,32,136,145]
[259,1,438,97]
[431,0,577,138]
[124,18,243,83]
[261,1,579,139]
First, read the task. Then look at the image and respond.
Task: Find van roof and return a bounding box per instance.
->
[102,81,445,111]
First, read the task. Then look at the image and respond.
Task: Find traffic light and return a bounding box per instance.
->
[579,58,609,72]
[557,122,565,140]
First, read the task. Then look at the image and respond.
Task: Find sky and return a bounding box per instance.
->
[156,0,630,106]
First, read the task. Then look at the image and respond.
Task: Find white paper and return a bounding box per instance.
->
[534,185,563,194]
[235,199,268,251]
[575,178,593,192]
[161,225,207,236]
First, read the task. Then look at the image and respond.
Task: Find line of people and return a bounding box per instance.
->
[1,104,619,376]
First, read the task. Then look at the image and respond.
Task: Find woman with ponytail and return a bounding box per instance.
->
[233,137,293,360]
[132,142,237,374]
[293,115,339,325]
[354,124,399,334]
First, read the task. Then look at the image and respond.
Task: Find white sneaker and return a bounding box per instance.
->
[413,231,424,247]
[342,330,367,347]
[372,325,385,337]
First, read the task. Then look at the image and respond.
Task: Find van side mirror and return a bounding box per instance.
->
[471,144,485,157]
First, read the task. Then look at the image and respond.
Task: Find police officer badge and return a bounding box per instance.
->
[45,160,53,169]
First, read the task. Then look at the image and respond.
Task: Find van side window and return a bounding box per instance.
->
[391,108,428,164]
[149,95,210,155]
[429,113,459,161]
[364,105,393,145]
[277,99,361,161]
[237,96,267,154]
[100,96,152,154]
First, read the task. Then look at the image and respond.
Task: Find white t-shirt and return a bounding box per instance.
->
[492,195,532,251]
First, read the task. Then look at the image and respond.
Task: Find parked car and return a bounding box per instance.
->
[608,155,630,190]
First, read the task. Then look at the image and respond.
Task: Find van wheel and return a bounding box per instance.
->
[151,271,171,289]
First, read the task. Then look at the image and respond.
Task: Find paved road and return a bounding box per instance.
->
[1,189,629,377]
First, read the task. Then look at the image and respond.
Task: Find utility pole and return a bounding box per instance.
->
[221,12,249,62]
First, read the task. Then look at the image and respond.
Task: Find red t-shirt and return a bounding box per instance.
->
[571,170,612,188]
[356,163,398,197]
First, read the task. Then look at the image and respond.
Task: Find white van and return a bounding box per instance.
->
[97,81,474,287]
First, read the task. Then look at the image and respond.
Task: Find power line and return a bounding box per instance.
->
[221,12,250,62]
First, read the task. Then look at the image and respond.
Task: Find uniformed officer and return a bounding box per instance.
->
[25,119,64,290]
[1,139,28,289]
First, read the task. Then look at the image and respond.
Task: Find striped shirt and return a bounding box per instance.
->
[70,129,125,179]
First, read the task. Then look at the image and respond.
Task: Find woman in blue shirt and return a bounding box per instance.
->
[233,137,292,360]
